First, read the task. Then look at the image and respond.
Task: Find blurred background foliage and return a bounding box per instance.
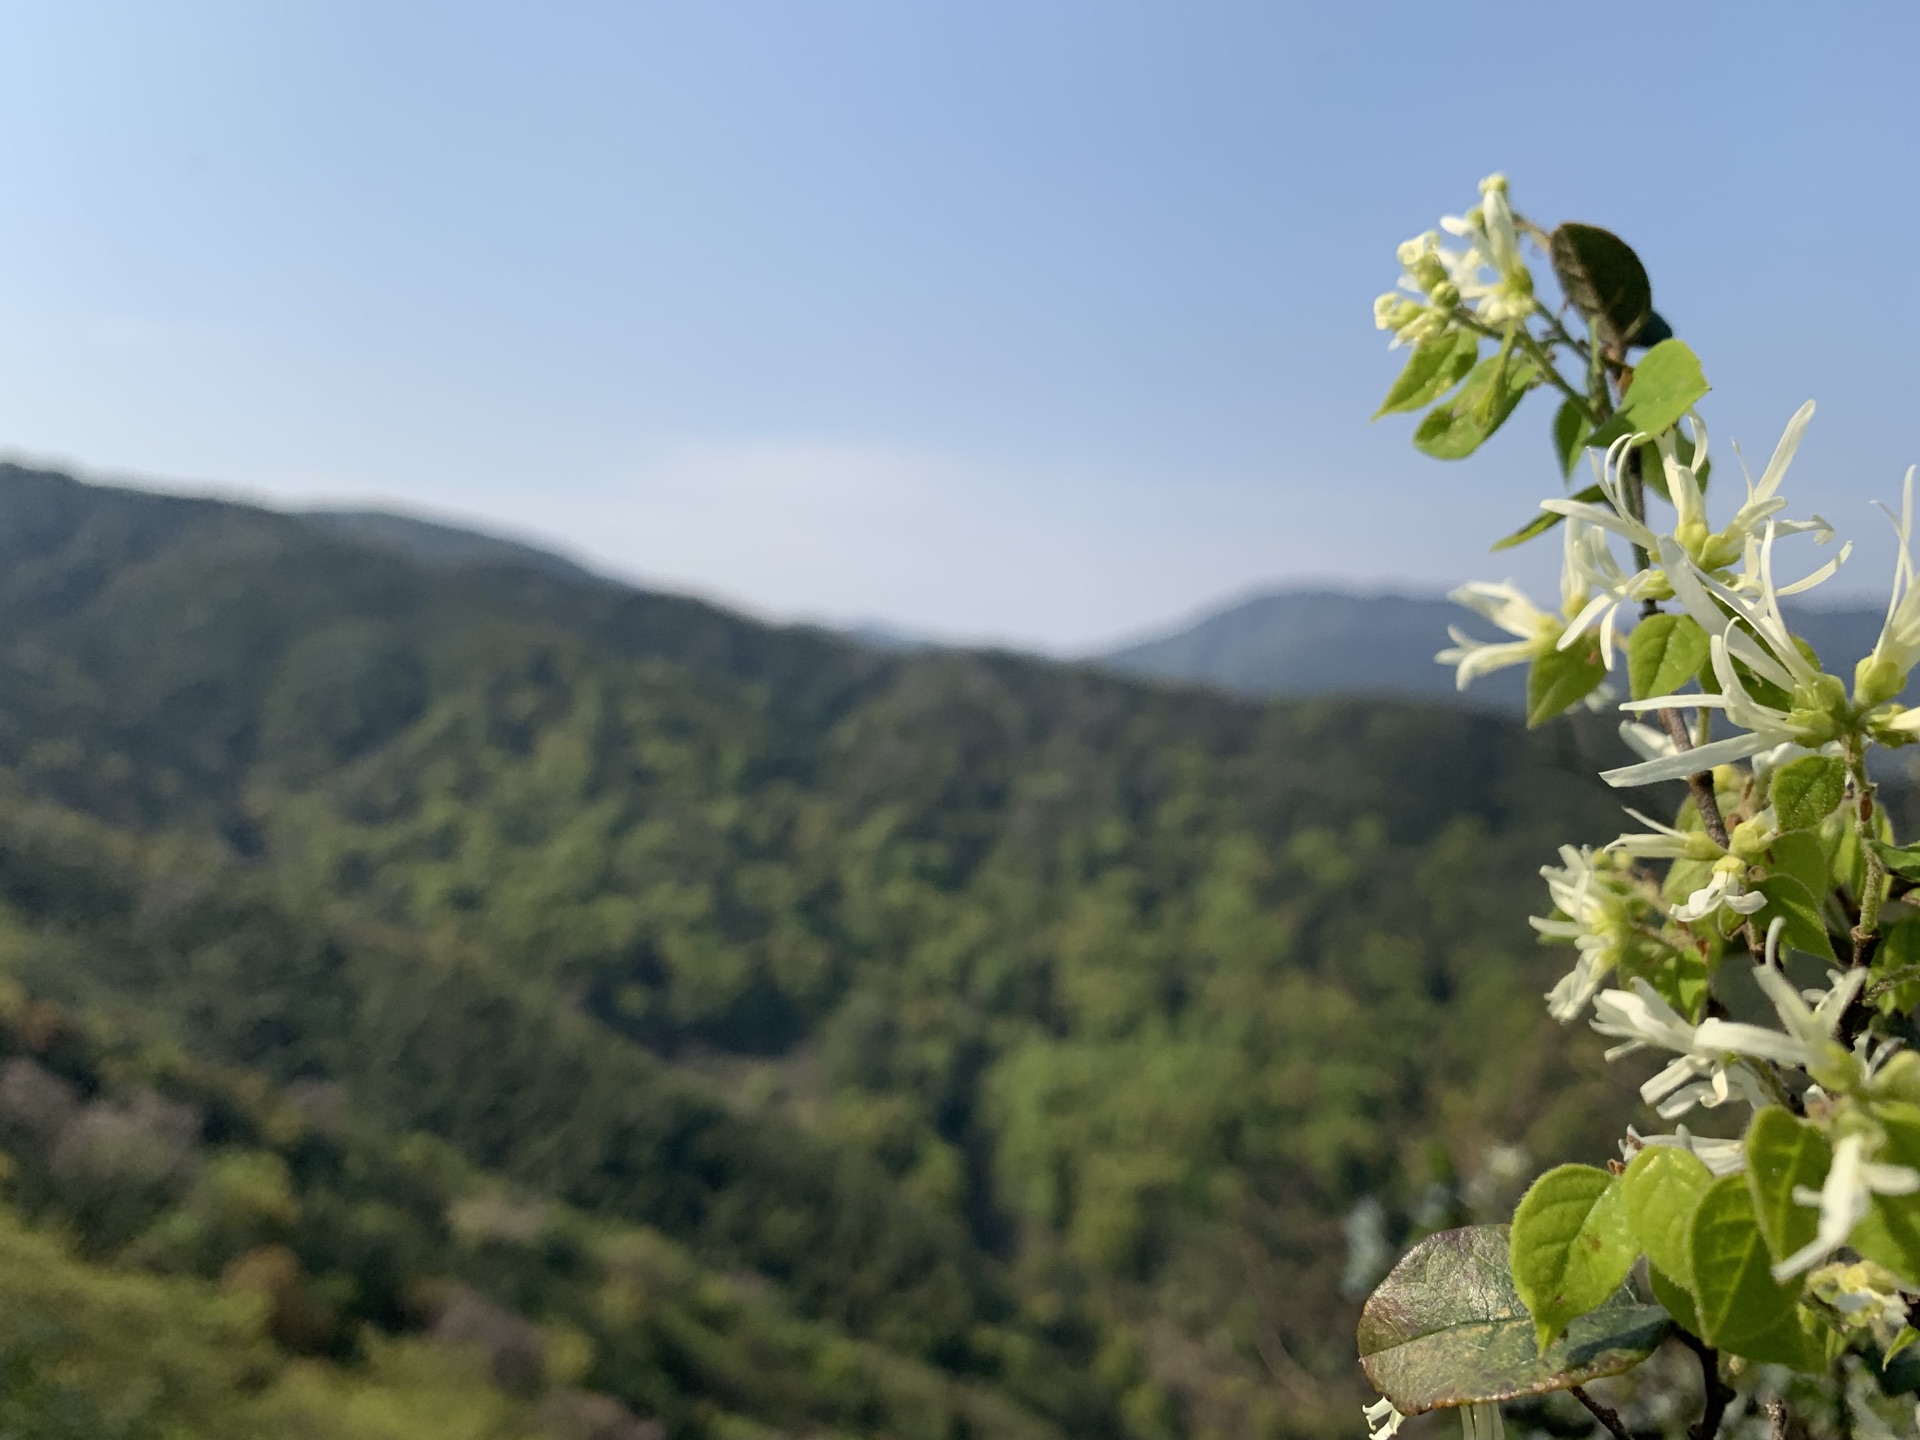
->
[0,463,1783,1437]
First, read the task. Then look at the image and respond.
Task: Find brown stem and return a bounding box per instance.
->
[1652,702,1771,966]
[1673,1329,1734,1440]
[1656,706,1730,849]
[1572,1385,1632,1440]
[1765,1397,1788,1440]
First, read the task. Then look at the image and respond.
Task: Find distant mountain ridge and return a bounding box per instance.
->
[291,510,1898,711]
[1098,586,1903,707]
[299,507,604,585]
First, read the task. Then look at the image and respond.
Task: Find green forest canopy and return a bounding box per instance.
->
[0,464,1704,1438]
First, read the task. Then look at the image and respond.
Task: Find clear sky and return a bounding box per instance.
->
[0,2,1912,651]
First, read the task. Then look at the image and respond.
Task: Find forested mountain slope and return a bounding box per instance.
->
[0,462,1666,1438]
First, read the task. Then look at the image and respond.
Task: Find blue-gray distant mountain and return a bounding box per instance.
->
[1099,587,1898,707]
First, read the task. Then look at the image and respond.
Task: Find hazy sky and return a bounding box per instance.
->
[0,2,1912,651]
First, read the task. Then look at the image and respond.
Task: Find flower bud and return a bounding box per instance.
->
[1784,676,1848,746]
[1478,173,1509,197]
[1411,256,1448,293]
[1674,518,1711,559]
[1374,294,1414,330]
[1428,280,1459,310]
[1856,653,1906,708]
[1728,816,1773,861]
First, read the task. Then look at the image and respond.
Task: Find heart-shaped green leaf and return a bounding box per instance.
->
[1622,1145,1712,1282]
[1689,1174,1824,1370]
[1647,1262,1699,1335]
[1527,638,1606,729]
[1511,1166,1638,1350]
[1752,872,1836,961]
[1771,756,1848,832]
[1358,1225,1667,1415]
[1744,1107,1829,1265]
[1586,341,1709,446]
[1764,830,1831,913]
[1627,614,1709,702]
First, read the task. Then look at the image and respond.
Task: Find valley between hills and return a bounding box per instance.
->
[0,463,1797,1439]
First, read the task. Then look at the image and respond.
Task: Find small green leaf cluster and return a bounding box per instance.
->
[1509,1098,1920,1381]
[1373,177,1679,472]
[1362,174,1920,1440]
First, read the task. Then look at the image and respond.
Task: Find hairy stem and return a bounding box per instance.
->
[1571,1385,1632,1440]
[1847,736,1886,967]
[1867,963,1920,1003]
[1765,1396,1788,1440]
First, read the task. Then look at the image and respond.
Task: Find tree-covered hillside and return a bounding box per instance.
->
[0,463,1664,1437]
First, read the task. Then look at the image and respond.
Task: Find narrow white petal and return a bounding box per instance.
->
[1599,733,1772,787]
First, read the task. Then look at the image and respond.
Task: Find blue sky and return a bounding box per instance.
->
[0,2,1912,651]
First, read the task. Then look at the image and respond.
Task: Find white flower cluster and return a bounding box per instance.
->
[1438,394,1920,1304]
[1368,172,1920,1438]
[1374,173,1535,347]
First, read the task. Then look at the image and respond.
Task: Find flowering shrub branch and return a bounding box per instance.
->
[1357,176,1920,1439]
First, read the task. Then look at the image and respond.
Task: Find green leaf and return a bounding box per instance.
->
[1511,1166,1638,1351]
[1622,1145,1712,1282]
[1647,1263,1699,1335]
[1874,1050,1920,1107]
[1688,1174,1823,1369]
[1745,1108,1830,1265]
[1549,223,1653,348]
[1753,873,1836,961]
[1831,806,1892,902]
[1764,830,1831,913]
[1771,756,1848,832]
[1610,339,1710,438]
[1526,638,1606,729]
[1618,943,1710,1022]
[1872,918,1920,1014]
[1491,484,1603,553]
[1872,840,1920,883]
[1414,356,1539,461]
[1585,340,1710,447]
[1376,331,1480,419]
[1357,1225,1668,1415]
[1627,614,1709,703]
[1851,1102,1920,1288]
[1553,399,1587,481]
